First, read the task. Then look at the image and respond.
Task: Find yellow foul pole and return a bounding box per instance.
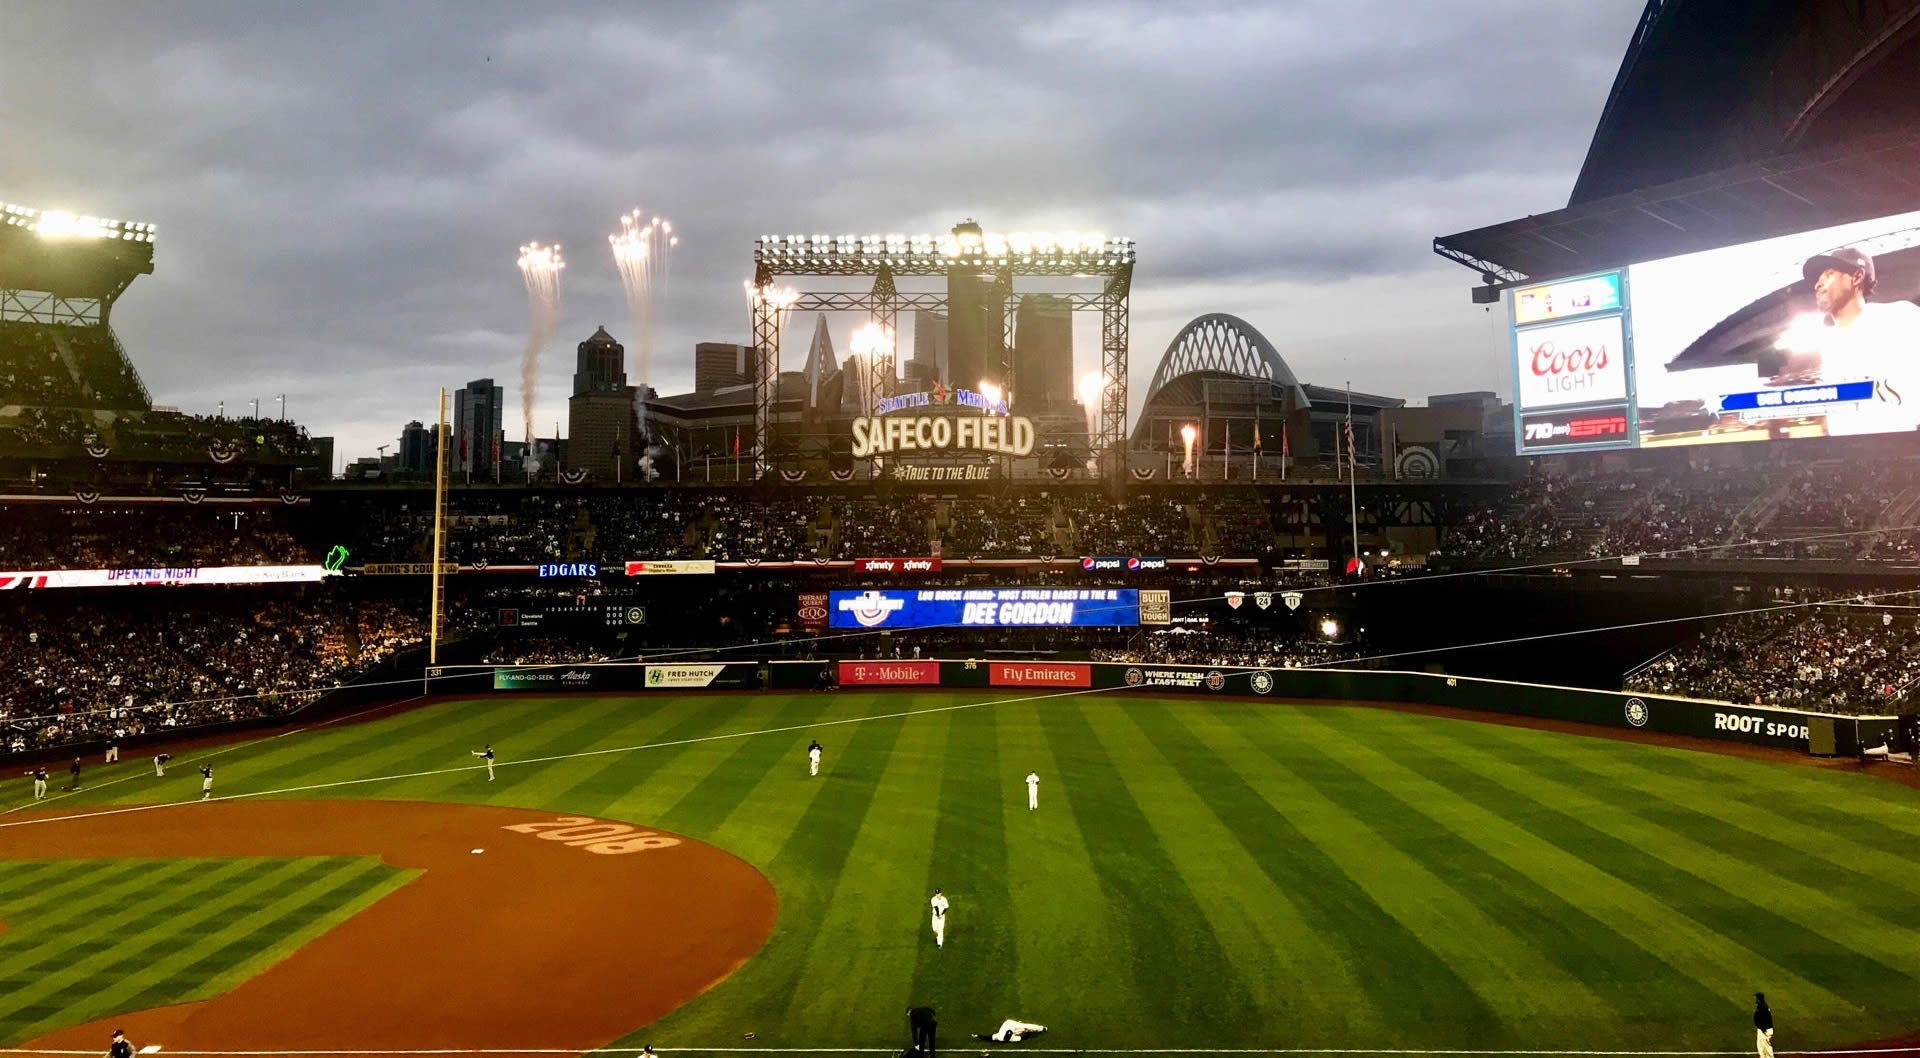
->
[429,387,449,665]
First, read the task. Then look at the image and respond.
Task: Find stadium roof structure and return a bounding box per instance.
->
[1434,126,1920,286]
[1141,314,1311,411]
[0,200,155,304]
[1572,0,1920,205]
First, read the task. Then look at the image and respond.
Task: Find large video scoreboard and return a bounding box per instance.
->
[1508,207,1920,454]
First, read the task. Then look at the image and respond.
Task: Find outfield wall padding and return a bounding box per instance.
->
[446,658,1892,757]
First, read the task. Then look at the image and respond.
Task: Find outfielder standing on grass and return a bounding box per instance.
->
[27,766,48,800]
[1026,770,1039,810]
[200,764,214,800]
[69,756,82,791]
[472,744,495,781]
[929,888,949,948]
[808,739,823,777]
[1754,993,1775,1058]
[154,753,170,777]
[105,739,119,764]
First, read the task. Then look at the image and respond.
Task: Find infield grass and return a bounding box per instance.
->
[6,691,1920,1051]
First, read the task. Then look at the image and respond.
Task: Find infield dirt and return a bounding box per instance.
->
[4,800,777,1056]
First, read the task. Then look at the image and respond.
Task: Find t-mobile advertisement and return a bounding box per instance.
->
[837,660,942,686]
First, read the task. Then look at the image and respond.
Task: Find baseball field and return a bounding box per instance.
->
[4,690,1920,1055]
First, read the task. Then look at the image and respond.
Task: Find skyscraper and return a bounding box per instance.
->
[572,327,627,397]
[911,311,947,385]
[694,342,752,394]
[453,378,505,478]
[399,419,433,476]
[946,269,1002,391]
[567,327,636,481]
[1013,295,1072,410]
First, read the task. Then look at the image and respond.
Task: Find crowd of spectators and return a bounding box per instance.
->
[1626,588,1920,714]
[1093,630,1362,669]
[0,592,427,757]
[0,505,308,569]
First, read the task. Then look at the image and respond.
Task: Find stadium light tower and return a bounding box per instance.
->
[748,221,1135,479]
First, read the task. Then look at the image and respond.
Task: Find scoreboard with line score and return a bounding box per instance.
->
[499,602,646,629]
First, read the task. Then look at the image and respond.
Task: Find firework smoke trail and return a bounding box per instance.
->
[610,209,677,440]
[516,242,565,468]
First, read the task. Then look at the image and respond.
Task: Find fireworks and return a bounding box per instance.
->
[1078,373,1104,470]
[515,242,565,462]
[744,281,799,380]
[610,209,677,391]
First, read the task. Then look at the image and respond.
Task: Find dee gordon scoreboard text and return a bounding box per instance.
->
[829,588,1139,628]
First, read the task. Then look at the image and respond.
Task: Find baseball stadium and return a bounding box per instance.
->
[6,3,1920,1058]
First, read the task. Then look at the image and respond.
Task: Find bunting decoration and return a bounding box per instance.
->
[780,469,809,483]
[181,487,208,505]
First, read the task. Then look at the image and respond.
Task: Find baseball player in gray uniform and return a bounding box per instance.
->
[472,745,495,781]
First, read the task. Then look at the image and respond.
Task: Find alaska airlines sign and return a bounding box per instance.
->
[851,415,1035,459]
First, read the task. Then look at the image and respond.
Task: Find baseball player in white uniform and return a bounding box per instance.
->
[808,739,823,777]
[930,888,949,948]
[975,1020,1048,1043]
[27,767,48,800]
[472,745,495,781]
[154,753,170,777]
[1025,770,1039,810]
[200,765,214,800]
[105,739,119,763]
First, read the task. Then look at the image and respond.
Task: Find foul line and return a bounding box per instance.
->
[0,1048,1915,1056]
[0,684,1130,831]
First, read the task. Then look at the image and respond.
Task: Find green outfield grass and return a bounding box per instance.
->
[6,691,1920,1051]
[0,855,415,1042]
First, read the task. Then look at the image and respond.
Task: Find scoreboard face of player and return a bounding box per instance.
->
[828,588,1140,629]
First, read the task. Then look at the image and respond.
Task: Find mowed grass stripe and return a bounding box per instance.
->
[449,695,755,815]
[1037,701,1259,1034]
[991,701,1138,1034]
[774,711,949,1037]
[1493,725,1920,916]
[0,860,203,964]
[653,693,841,837]
[1273,707,1737,1044]
[110,857,412,1022]
[907,706,1013,1018]
[1360,714,1865,1026]
[0,860,137,909]
[350,695,664,804]
[1457,722,1920,983]
[0,857,288,1027]
[5,857,407,1043]
[640,709,910,1045]
[1137,701,1516,1043]
[1530,734,1920,898]
[566,696,793,822]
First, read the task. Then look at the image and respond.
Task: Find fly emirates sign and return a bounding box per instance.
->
[850,415,1035,459]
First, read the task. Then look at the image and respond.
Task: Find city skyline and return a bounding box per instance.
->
[0,1,1646,472]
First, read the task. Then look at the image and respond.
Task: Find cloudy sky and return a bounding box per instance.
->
[1,1,1643,470]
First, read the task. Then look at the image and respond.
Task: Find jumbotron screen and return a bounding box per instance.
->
[829,588,1140,629]
[1508,206,1920,453]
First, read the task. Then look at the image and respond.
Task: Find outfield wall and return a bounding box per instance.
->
[436,658,1901,757]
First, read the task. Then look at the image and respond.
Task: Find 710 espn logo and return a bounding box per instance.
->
[1522,413,1628,446]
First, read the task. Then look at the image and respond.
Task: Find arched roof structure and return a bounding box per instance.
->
[1142,314,1310,409]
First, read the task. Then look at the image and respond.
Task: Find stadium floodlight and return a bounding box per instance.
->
[1320,617,1340,638]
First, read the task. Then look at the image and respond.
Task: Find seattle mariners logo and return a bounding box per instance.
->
[1249,671,1274,695]
[1124,667,1144,687]
[1205,670,1226,691]
[1624,698,1650,727]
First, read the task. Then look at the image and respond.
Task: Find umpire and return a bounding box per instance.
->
[109,1029,134,1058]
[907,1004,937,1058]
[1754,993,1774,1058]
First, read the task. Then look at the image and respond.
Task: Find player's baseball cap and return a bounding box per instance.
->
[1802,247,1874,286]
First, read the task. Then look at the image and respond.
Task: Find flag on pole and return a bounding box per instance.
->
[1253,422,1262,482]
[1345,416,1357,474]
[732,426,741,459]
[1391,423,1400,478]
[1281,420,1289,481]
